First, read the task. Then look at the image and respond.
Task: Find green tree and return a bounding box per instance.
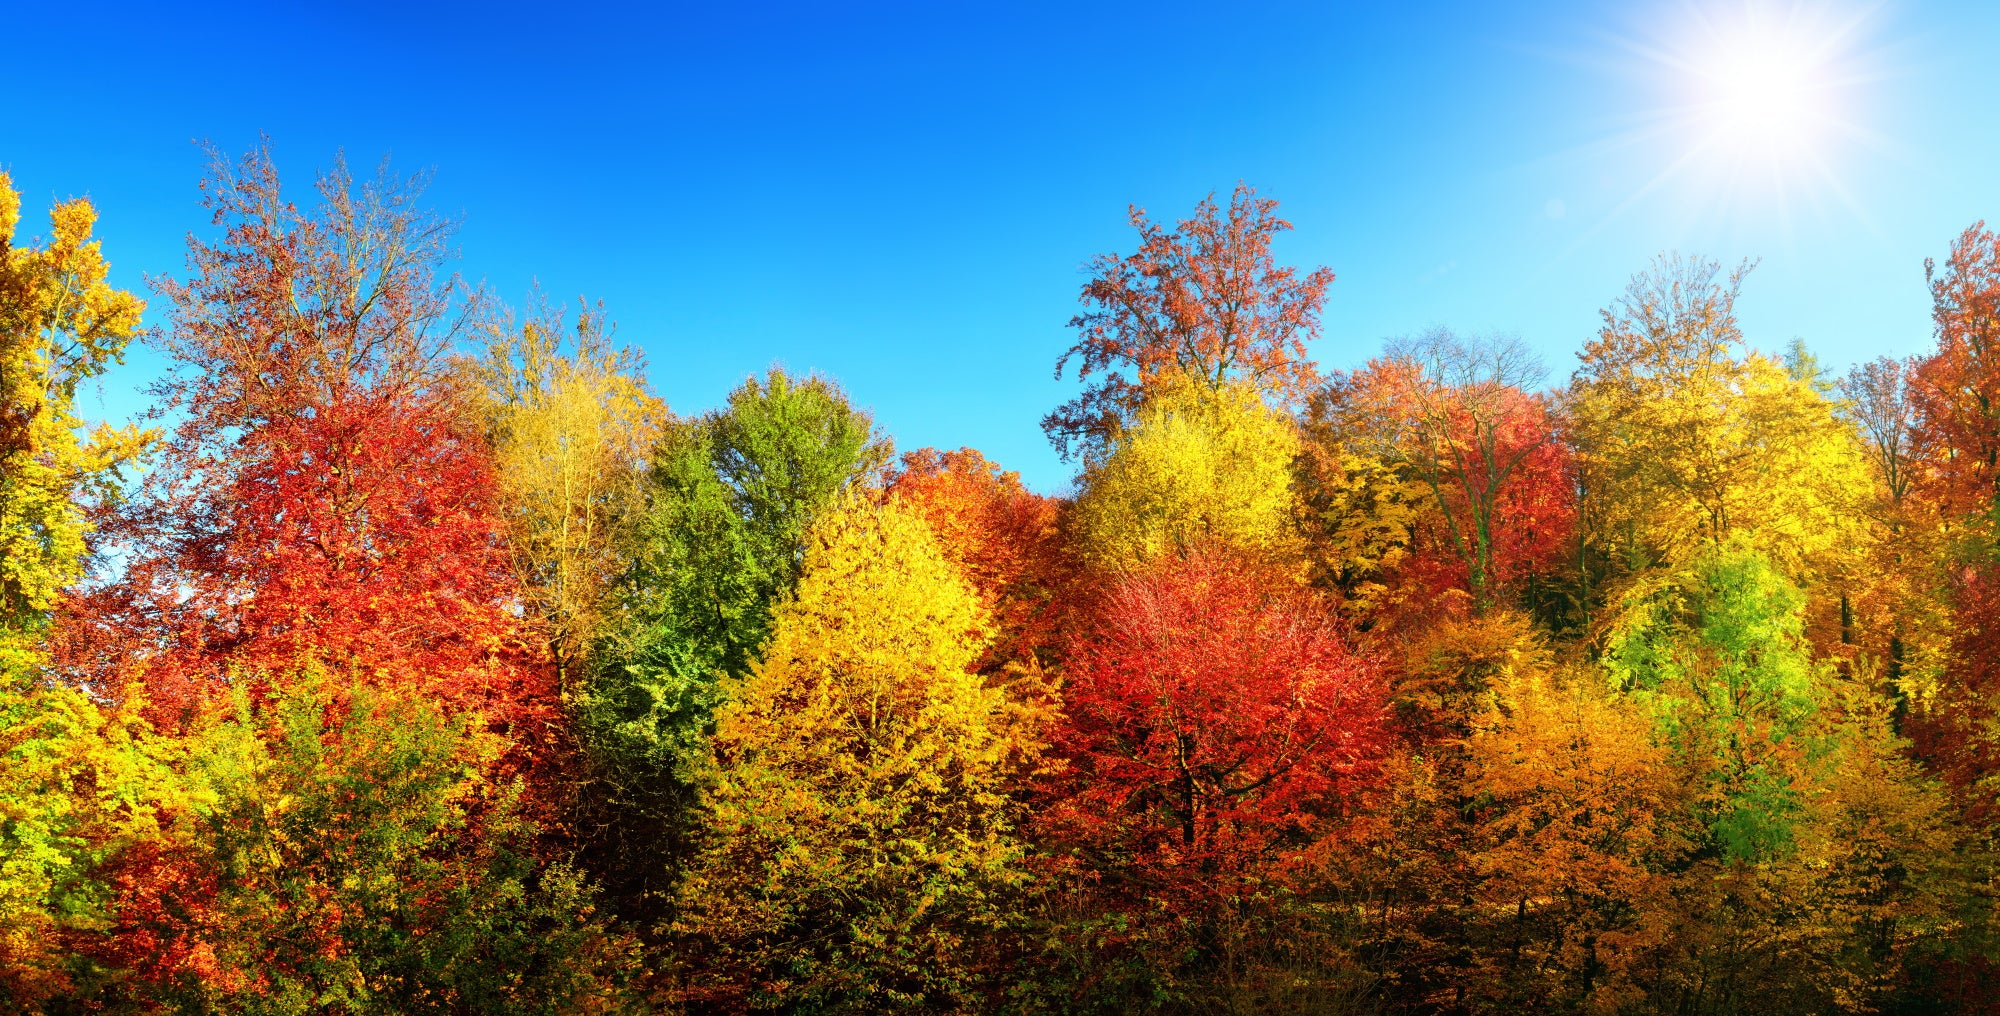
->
[112,674,642,1015]
[1603,544,1962,1013]
[576,369,887,904]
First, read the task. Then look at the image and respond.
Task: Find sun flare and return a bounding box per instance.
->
[1689,21,1837,169]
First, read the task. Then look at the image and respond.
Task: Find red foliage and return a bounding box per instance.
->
[1043,183,1334,458]
[1913,221,2000,517]
[1428,390,1578,591]
[52,144,556,754]
[1906,224,2000,820]
[1040,551,1386,907]
[885,447,1070,674]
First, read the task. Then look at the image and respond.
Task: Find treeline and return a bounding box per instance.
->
[4,145,2000,1015]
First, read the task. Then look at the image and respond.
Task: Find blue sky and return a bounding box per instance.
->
[5,0,1996,492]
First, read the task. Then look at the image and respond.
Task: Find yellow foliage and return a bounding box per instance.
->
[1467,654,1685,1009]
[1,682,171,1002]
[1069,378,1301,571]
[1571,258,1871,586]
[669,496,1031,1009]
[0,174,154,667]
[471,297,664,676]
[1294,437,1429,615]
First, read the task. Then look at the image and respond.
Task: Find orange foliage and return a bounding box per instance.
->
[887,447,1069,675]
[1043,184,1333,459]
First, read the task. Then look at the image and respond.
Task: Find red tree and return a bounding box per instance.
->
[1908,222,2000,821]
[1914,221,2000,520]
[1041,551,1385,912]
[1319,343,1577,616]
[1044,184,1334,459]
[54,144,555,753]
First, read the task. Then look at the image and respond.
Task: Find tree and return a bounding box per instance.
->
[471,293,664,686]
[1842,356,1922,512]
[576,368,887,908]
[1568,255,1871,592]
[1067,378,1301,572]
[1044,184,1333,461]
[1039,551,1384,995]
[54,145,556,758]
[0,172,152,668]
[1599,543,1963,1013]
[1457,652,1686,1013]
[102,674,641,1015]
[885,446,1069,679]
[1914,221,2000,524]
[1292,391,1432,620]
[0,173,168,1006]
[665,497,1031,1013]
[1905,222,2000,827]
[1337,330,1577,611]
[1,681,169,1006]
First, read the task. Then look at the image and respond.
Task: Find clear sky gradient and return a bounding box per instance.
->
[5,1,1995,491]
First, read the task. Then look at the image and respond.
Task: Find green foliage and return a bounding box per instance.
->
[1605,542,1824,859]
[121,673,642,1016]
[583,369,889,779]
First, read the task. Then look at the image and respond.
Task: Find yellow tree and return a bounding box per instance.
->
[1068,377,1300,572]
[0,174,165,1003]
[0,173,152,664]
[666,496,1032,1012]
[1569,255,1871,618]
[1294,386,1431,617]
[470,294,664,683]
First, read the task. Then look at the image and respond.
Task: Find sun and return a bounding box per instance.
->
[1686,16,1841,172]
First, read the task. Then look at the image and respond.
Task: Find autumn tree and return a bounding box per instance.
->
[1568,255,1871,605]
[1914,222,2000,523]
[1335,330,1576,612]
[1456,647,1687,1012]
[54,145,556,755]
[0,173,169,1004]
[1067,378,1301,572]
[103,674,641,1014]
[1039,551,1384,1001]
[1,681,168,1006]
[1292,389,1431,620]
[0,172,152,667]
[471,292,664,685]
[1904,222,2000,828]
[885,446,1069,679]
[665,497,1031,1013]
[576,369,887,907]
[1322,611,1691,1012]
[1044,184,1333,460]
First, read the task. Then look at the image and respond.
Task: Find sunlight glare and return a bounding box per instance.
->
[1690,20,1836,170]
